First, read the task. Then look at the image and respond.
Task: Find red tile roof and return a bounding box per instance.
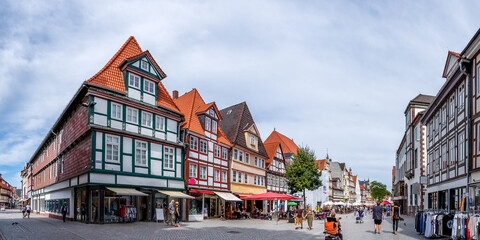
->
[174,89,231,146]
[264,142,280,167]
[85,36,179,112]
[264,130,298,154]
[315,159,327,170]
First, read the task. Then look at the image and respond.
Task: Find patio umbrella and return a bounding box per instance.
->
[287,201,297,206]
[381,200,392,205]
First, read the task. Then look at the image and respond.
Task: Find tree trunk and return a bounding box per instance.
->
[303,189,306,209]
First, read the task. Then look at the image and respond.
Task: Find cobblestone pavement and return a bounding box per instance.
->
[0,209,430,240]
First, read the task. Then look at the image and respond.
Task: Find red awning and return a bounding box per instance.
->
[242,192,297,200]
[191,189,215,194]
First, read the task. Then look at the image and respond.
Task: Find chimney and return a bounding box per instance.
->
[172,90,179,100]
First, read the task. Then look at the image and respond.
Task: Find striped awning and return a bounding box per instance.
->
[107,187,148,196]
[157,190,194,199]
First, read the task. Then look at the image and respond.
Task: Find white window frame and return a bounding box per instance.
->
[215,145,221,158]
[214,169,220,182]
[245,153,250,164]
[111,102,122,120]
[250,135,256,145]
[222,171,227,183]
[61,155,64,173]
[244,173,248,184]
[254,175,257,185]
[238,172,242,183]
[156,115,165,131]
[200,166,207,179]
[126,107,138,124]
[129,73,140,89]
[142,111,153,128]
[233,171,236,182]
[222,148,228,160]
[164,146,175,170]
[141,60,149,71]
[205,117,211,131]
[477,65,480,95]
[233,149,238,160]
[189,164,197,178]
[190,136,198,151]
[212,120,217,134]
[200,139,207,154]
[135,140,148,167]
[144,79,155,95]
[106,135,120,163]
[239,151,243,162]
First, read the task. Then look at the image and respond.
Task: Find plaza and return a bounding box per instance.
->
[0,209,425,240]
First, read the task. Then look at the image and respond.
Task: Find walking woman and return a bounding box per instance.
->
[174,202,180,227]
[306,206,314,230]
[392,202,401,234]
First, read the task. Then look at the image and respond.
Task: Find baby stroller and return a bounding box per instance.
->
[355,209,364,224]
[324,217,343,240]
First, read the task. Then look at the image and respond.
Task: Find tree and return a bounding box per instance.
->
[285,146,322,206]
[370,181,390,203]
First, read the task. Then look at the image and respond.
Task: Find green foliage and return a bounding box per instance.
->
[285,146,323,195]
[370,181,390,202]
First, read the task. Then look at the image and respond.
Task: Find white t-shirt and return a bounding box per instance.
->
[26,205,31,211]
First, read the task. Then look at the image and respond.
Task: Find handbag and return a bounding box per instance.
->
[399,217,404,221]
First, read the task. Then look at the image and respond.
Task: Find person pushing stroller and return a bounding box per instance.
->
[355,207,365,223]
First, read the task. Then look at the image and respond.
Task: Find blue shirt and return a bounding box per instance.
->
[372,206,383,220]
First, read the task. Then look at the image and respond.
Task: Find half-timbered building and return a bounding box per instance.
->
[264,142,287,194]
[28,37,188,223]
[174,89,240,221]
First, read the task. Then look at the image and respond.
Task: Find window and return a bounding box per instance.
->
[238,172,242,183]
[164,147,175,170]
[222,171,227,183]
[449,96,455,119]
[239,151,244,162]
[441,107,446,126]
[142,112,153,128]
[200,140,207,154]
[245,153,250,164]
[59,130,63,144]
[106,135,120,163]
[189,164,197,178]
[135,141,148,166]
[129,73,140,89]
[141,60,149,71]
[215,145,221,158]
[233,171,236,182]
[190,136,198,151]
[53,139,56,151]
[46,148,48,157]
[459,133,465,163]
[233,149,238,160]
[260,177,264,186]
[254,175,257,185]
[200,166,207,179]
[214,169,220,182]
[449,139,456,166]
[205,117,211,131]
[49,165,52,179]
[477,65,480,94]
[55,161,57,177]
[255,157,258,166]
[111,103,122,120]
[212,120,217,134]
[126,107,138,124]
[144,79,155,94]
[250,135,256,145]
[222,148,228,160]
[459,86,465,109]
[156,116,165,131]
[61,156,64,173]
[244,173,248,184]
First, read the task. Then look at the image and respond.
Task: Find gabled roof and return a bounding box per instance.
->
[330,162,343,180]
[84,36,179,112]
[264,142,282,167]
[442,51,461,78]
[410,94,435,105]
[264,130,299,155]
[352,176,357,186]
[219,102,269,158]
[174,89,231,146]
[315,159,327,170]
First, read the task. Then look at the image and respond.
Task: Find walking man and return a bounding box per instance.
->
[372,201,384,234]
[61,202,68,222]
[168,200,175,226]
[26,204,31,219]
[392,202,401,234]
[295,205,304,230]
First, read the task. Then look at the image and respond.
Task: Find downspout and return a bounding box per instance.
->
[460,58,471,211]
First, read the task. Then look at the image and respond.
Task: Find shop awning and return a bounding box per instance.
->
[157,190,194,199]
[107,187,148,196]
[214,192,242,202]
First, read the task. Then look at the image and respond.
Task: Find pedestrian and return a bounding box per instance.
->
[80,203,87,222]
[295,205,304,230]
[306,206,314,230]
[22,206,26,218]
[174,202,180,227]
[163,201,168,224]
[392,202,401,235]
[61,202,68,222]
[168,200,175,226]
[372,201,384,234]
[26,204,31,219]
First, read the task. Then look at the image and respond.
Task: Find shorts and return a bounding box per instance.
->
[374,219,382,225]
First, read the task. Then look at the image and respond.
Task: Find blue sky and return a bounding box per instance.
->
[0,0,479,190]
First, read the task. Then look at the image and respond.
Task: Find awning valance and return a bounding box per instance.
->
[158,190,194,199]
[107,187,148,196]
[215,192,242,201]
[191,189,215,194]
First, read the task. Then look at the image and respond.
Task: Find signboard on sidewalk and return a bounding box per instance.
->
[155,208,164,222]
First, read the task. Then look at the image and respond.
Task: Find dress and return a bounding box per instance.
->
[306,210,314,228]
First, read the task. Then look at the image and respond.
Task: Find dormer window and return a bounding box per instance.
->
[209,109,215,117]
[141,60,149,71]
[205,117,211,131]
[212,120,217,134]
[129,73,140,89]
[250,135,256,145]
[144,79,155,94]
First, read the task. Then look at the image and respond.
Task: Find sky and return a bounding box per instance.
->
[0,0,479,191]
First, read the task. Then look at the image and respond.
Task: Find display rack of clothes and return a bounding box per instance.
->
[414,209,454,238]
[119,205,137,223]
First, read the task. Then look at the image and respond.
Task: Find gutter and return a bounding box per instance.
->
[459,58,471,211]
